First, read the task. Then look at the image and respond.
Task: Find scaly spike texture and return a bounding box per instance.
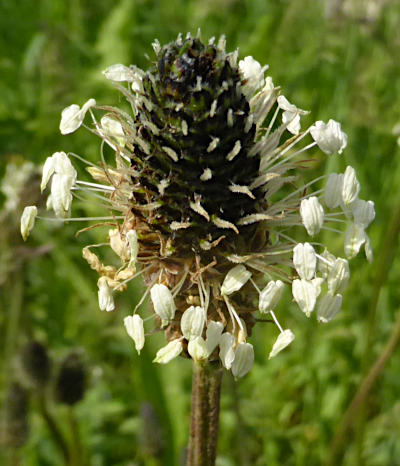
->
[127,37,265,254]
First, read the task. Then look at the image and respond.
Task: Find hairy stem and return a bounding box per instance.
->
[187,361,223,466]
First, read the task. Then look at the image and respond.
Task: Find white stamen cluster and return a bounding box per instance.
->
[20,33,374,378]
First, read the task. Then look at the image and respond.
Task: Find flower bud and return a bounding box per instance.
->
[292,279,320,317]
[219,333,235,369]
[317,293,342,323]
[124,315,145,353]
[259,280,284,312]
[231,342,254,379]
[20,206,37,241]
[150,284,176,326]
[324,173,344,209]
[97,276,115,312]
[327,258,350,295]
[153,340,182,364]
[342,166,360,205]
[300,197,324,236]
[221,265,251,296]
[268,329,295,359]
[310,119,347,155]
[293,242,316,280]
[181,306,206,341]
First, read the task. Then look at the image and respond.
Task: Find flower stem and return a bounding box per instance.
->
[38,394,70,464]
[187,361,223,466]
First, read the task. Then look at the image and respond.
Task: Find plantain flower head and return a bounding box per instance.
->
[22,32,374,378]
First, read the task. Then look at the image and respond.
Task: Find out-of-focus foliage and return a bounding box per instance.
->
[1,0,400,465]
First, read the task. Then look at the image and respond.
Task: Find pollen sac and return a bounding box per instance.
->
[300,197,324,236]
[231,342,254,379]
[129,36,265,251]
[259,280,284,312]
[317,293,343,323]
[181,306,206,341]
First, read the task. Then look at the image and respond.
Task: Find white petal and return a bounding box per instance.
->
[100,116,126,146]
[300,197,324,236]
[327,258,350,295]
[293,243,317,280]
[205,321,224,355]
[188,337,209,362]
[53,152,77,180]
[50,174,73,218]
[20,206,37,241]
[219,333,235,369]
[221,265,252,295]
[41,156,56,192]
[277,95,297,112]
[259,280,284,312]
[239,56,266,97]
[324,173,344,209]
[292,279,319,317]
[59,99,95,135]
[283,111,301,135]
[231,343,254,378]
[181,306,206,341]
[352,199,375,228]
[153,340,183,364]
[103,64,135,82]
[310,119,348,155]
[268,329,295,359]
[109,228,128,259]
[312,277,324,296]
[124,315,145,353]
[342,166,360,205]
[97,276,115,312]
[277,95,307,135]
[150,284,176,326]
[317,294,342,323]
[250,77,275,124]
[344,223,366,259]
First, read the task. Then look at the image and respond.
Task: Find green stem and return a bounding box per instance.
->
[68,407,83,466]
[38,394,70,464]
[187,361,223,466]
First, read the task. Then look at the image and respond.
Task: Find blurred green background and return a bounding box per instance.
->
[1,0,400,465]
